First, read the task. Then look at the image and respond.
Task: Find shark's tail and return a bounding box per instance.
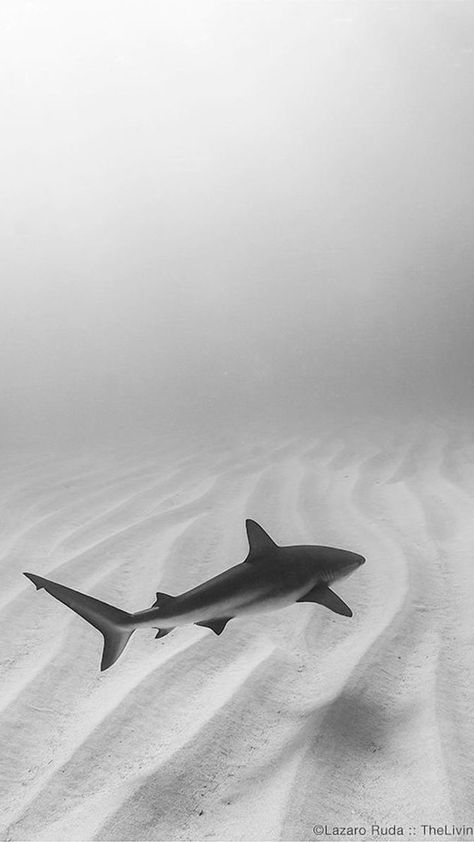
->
[23,572,135,671]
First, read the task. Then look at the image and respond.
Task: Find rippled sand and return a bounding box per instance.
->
[1,419,474,841]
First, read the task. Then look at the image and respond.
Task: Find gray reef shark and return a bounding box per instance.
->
[24,519,365,671]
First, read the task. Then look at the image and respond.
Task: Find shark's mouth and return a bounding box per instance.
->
[338,562,360,580]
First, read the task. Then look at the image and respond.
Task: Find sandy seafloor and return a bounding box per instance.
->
[1,417,474,842]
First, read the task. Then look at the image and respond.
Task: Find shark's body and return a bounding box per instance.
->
[24,519,365,671]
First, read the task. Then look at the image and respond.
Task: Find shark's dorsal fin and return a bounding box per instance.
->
[245,519,278,560]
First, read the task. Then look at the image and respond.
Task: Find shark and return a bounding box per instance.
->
[23,519,365,671]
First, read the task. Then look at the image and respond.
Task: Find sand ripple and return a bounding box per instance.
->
[1,422,473,840]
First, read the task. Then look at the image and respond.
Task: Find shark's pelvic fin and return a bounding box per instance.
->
[245,519,278,560]
[23,572,135,670]
[195,617,232,635]
[297,584,353,617]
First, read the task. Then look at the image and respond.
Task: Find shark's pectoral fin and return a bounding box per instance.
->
[196,617,233,635]
[297,585,353,617]
[151,591,174,609]
[154,627,174,639]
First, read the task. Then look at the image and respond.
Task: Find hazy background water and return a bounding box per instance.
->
[1,1,473,448]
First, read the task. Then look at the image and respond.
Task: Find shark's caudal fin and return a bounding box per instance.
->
[23,572,135,671]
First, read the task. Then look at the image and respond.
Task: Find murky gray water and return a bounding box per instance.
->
[1,1,473,450]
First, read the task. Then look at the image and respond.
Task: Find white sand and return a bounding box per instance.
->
[1,419,474,841]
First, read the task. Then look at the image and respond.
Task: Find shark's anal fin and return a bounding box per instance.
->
[195,617,232,635]
[245,519,278,560]
[151,592,175,639]
[297,584,353,617]
[154,627,174,639]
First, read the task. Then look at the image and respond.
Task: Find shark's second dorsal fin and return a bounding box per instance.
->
[245,519,278,560]
[151,592,173,609]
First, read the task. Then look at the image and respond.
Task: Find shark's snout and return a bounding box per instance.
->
[343,553,366,576]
